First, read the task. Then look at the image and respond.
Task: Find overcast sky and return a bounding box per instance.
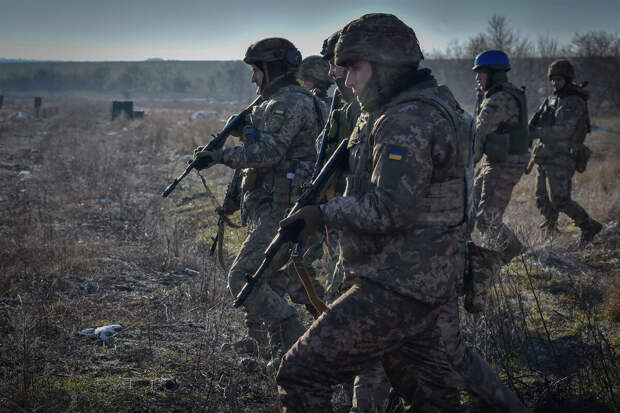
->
[0,0,618,61]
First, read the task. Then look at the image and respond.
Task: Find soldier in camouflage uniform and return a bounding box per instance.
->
[322,30,391,413]
[472,50,528,261]
[299,55,333,107]
[529,60,602,246]
[276,14,528,413]
[192,38,325,362]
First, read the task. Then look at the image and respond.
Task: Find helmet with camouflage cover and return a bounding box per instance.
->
[244,37,302,67]
[334,13,423,67]
[321,30,340,61]
[547,59,575,82]
[299,55,331,90]
[244,37,302,96]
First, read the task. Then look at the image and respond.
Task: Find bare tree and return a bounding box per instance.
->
[465,34,490,59]
[536,33,559,58]
[445,39,465,59]
[568,31,620,57]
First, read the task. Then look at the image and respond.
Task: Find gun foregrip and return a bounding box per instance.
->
[233,282,254,308]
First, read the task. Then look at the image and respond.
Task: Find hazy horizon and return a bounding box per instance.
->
[1,0,618,62]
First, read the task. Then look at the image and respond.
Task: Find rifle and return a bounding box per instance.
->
[233,136,349,308]
[311,90,341,181]
[209,168,242,270]
[162,96,263,198]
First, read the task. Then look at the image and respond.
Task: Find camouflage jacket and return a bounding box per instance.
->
[321,82,466,304]
[222,84,323,214]
[531,90,589,154]
[475,82,528,163]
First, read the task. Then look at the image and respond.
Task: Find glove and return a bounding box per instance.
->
[192,146,223,170]
[279,205,324,245]
[217,198,239,216]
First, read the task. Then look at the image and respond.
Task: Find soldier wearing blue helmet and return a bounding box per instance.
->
[472,50,529,262]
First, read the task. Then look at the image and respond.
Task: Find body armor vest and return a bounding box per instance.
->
[346,85,475,229]
[485,82,530,156]
[243,86,323,209]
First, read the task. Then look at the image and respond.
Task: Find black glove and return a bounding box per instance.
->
[192,146,222,170]
[279,205,324,244]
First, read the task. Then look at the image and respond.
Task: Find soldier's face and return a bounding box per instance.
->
[251,65,264,88]
[550,76,566,92]
[475,70,489,90]
[345,60,372,96]
[328,59,346,80]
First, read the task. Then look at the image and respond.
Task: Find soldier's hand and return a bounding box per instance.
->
[279,205,324,245]
[192,146,222,171]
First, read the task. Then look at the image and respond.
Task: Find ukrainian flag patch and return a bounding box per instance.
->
[274,107,285,115]
[388,149,404,161]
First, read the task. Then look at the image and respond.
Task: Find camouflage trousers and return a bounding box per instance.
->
[474,156,526,260]
[277,278,527,413]
[304,234,390,412]
[228,201,315,348]
[535,163,591,229]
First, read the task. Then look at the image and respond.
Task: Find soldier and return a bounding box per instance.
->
[276,14,528,413]
[529,59,602,246]
[322,30,391,413]
[192,38,325,362]
[472,50,529,261]
[298,55,333,108]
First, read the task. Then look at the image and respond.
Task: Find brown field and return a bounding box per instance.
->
[0,95,618,412]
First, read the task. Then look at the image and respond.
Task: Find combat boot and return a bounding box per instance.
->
[220,315,267,358]
[579,219,602,247]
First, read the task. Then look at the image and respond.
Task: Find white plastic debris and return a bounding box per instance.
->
[8,112,30,120]
[80,323,124,344]
[191,111,216,120]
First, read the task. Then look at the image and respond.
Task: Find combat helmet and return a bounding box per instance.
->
[321,30,340,61]
[334,13,424,67]
[244,37,302,67]
[299,55,331,90]
[472,50,511,72]
[547,59,575,82]
[244,37,302,95]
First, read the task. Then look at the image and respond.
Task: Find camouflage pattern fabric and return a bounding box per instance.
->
[278,75,527,412]
[351,363,391,413]
[531,91,596,231]
[474,84,527,261]
[464,242,503,313]
[277,279,527,413]
[320,84,466,305]
[222,83,323,354]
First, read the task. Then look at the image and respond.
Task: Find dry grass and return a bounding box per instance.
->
[0,97,618,412]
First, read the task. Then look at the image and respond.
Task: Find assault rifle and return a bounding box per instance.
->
[162,96,263,198]
[311,91,341,181]
[233,136,349,308]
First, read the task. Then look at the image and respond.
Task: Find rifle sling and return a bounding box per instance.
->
[292,255,327,314]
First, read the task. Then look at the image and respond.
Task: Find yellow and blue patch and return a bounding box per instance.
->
[388,149,404,161]
[274,106,285,115]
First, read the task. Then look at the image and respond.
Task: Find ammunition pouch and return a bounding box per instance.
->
[463,242,502,313]
[572,144,592,173]
[507,123,530,155]
[484,132,510,162]
[272,173,296,208]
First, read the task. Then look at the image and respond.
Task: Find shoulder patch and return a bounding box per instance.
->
[263,100,287,133]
